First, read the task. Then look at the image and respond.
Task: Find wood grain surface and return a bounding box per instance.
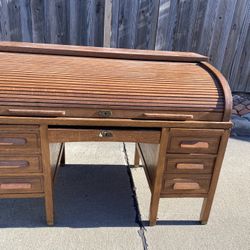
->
[0,42,230,122]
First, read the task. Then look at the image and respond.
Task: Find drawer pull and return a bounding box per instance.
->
[176,163,204,170]
[0,137,27,146]
[99,130,113,138]
[180,141,209,149]
[173,182,200,190]
[8,109,66,117]
[143,113,193,120]
[0,160,29,169]
[0,183,32,190]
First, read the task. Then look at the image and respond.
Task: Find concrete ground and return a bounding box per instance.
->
[0,138,250,250]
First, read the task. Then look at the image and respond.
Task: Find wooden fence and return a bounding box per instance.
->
[0,0,249,92]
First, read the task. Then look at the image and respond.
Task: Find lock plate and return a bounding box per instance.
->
[97,110,112,118]
[99,130,113,138]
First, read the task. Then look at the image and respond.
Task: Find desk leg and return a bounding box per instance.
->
[149,128,169,226]
[200,130,230,224]
[134,143,140,167]
[40,125,54,226]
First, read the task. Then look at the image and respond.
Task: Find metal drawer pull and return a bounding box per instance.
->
[8,109,66,117]
[0,138,27,146]
[143,113,193,120]
[180,141,209,149]
[173,182,200,190]
[98,110,112,118]
[99,130,113,138]
[176,163,204,170]
[0,183,32,190]
[0,160,29,169]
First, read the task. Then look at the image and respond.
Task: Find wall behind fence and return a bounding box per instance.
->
[0,0,249,92]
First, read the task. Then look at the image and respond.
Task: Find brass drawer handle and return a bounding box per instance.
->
[173,182,200,190]
[143,113,193,120]
[0,138,27,146]
[8,109,66,117]
[99,130,113,138]
[180,141,209,149]
[98,110,112,118]
[0,160,29,169]
[0,183,32,190]
[176,163,204,170]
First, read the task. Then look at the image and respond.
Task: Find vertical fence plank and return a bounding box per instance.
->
[117,0,139,48]
[110,0,119,47]
[68,0,80,45]
[135,0,160,50]
[198,0,219,56]
[155,0,171,50]
[227,0,250,91]
[30,0,45,43]
[173,0,192,51]
[7,0,23,41]
[187,0,208,52]
[103,0,112,47]
[82,0,105,46]
[165,0,178,50]
[0,0,10,40]
[235,25,250,92]
[222,0,248,79]
[208,0,237,68]
[20,0,32,42]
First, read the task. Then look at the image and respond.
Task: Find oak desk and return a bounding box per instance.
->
[0,42,232,226]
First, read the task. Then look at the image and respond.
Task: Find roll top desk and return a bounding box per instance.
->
[0,42,232,226]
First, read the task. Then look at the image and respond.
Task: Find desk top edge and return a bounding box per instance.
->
[0,42,208,62]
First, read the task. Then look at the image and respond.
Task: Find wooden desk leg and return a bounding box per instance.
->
[40,125,54,226]
[134,143,140,167]
[200,130,230,224]
[149,128,169,226]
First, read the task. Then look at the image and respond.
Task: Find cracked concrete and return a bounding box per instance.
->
[0,139,250,250]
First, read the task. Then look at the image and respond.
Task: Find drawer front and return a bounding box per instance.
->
[0,106,223,122]
[0,132,40,153]
[0,156,41,174]
[0,177,43,194]
[48,128,161,144]
[168,129,223,154]
[166,154,216,174]
[162,174,211,194]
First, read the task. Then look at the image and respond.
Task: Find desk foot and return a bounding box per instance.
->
[200,221,207,225]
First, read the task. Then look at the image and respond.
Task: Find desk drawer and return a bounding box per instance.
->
[48,128,161,143]
[0,156,41,174]
[168,129,223,154]
[0,132,40,153]
[162,174,211,195]
[166,154,216,174]
[0,177,43,194]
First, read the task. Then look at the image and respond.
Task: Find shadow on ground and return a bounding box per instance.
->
[0,165,138,228]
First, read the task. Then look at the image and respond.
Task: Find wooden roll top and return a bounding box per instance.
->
[0,42,232,122]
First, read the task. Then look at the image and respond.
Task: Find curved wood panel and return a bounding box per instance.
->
[200,62,232,122]
[0,42,226,121]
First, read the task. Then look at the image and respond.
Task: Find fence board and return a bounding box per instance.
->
[0,0,249,92]
[135,0,160,49]
[30,0,45,43]
[208,0,237,68]
[7,0,22,41]
[155,0,171,50]
[0,0,10,40]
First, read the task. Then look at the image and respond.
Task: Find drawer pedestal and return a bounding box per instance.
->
[137,127,230,225]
